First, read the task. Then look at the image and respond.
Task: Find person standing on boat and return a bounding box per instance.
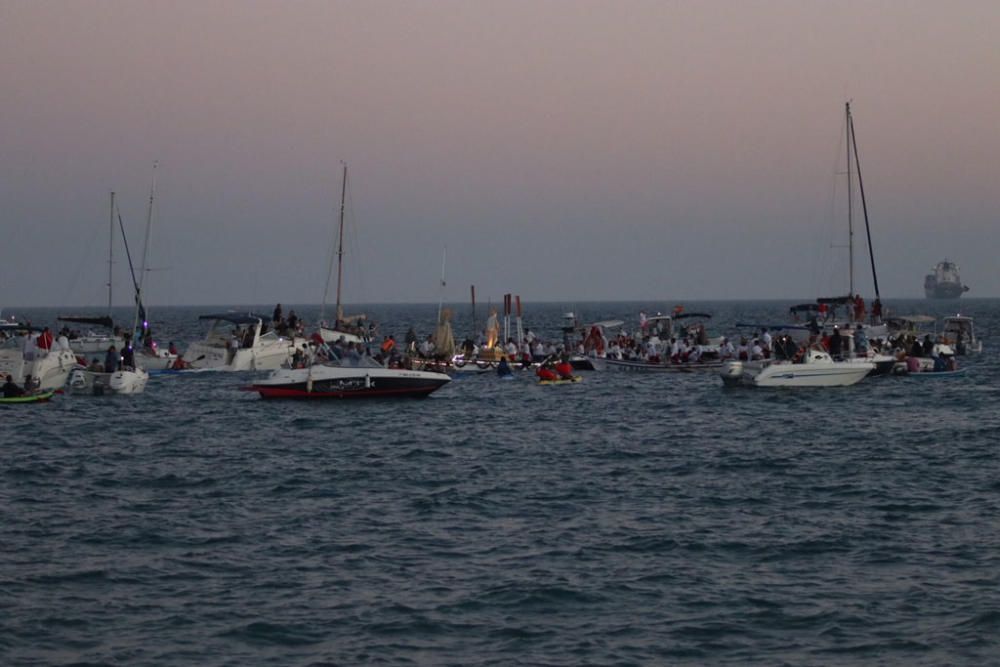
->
[871,298,883,324]
[105,345,119,373]
[853,294,866,322]
[854,324,869,357]
[36,326,54,352]
[273,303,282,324]
[121,337,136,370]
[829,326,843,359]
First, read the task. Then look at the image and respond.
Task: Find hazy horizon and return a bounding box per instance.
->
[3,2,998,307]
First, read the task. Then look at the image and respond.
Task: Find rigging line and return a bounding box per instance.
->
[343,168,369,304]
[61,206,106,308]
[848,109,880,301]
[117,204,140,296]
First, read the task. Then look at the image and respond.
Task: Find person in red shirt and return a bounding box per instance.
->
[36,327,54,351]
[554,356,575,380]
[536,363,558,382]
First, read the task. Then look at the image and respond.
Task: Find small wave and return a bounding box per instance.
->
[219,620,328,646]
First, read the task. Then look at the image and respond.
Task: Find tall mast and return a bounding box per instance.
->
[848,108,880,303]
[132,162,156,343]
[846,101,854,298]
[108,191,115,317]
[335,162,347,324]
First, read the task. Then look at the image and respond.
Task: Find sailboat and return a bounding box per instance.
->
[720,102,890,388]
[318,163,375,346]
[68,168,161,396]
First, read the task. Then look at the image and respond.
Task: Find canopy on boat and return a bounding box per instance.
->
[789,303,821,313]
[816,295,853,305]
[673,312,712,320]
[735,322,811,331]
[198,313,267,325]
[888,315,936,325]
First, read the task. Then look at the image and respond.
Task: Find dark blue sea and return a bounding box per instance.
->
[2,299,998,666]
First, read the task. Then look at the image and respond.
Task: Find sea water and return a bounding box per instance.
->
[2,300,998,665]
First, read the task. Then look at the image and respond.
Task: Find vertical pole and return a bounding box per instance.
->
[108,191,115,317]
[335,162,347,325]
[846,101,854,301]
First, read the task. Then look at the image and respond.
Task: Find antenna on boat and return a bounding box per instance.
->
[437,246,447,324]
[470,285,477,339]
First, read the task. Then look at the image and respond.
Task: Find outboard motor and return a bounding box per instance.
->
[720,360,744,387]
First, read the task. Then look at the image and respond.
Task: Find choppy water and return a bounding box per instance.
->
[2,300,999,665]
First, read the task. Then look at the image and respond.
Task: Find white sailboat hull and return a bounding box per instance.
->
[69,335,125,356]
[68,367,149,395]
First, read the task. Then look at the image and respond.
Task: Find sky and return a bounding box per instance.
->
[2,0,998,308]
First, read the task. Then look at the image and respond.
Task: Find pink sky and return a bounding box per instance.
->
[2,1,999,306]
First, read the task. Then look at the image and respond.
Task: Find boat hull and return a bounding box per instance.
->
[68,368,149,395]
[0,348,76,391]
[722,356,874,388]
[252,365,451,399]
[0,390,55,404]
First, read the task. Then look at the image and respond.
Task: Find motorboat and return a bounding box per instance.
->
[251,356,451,399]
[184,313,306,372]
[721,347,874,387]
[0,325,77,391]
[940,316,982,354]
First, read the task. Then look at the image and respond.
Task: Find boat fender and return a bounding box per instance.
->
[365,373,371,389]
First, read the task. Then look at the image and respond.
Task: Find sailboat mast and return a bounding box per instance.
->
[335,162,347,324]
[846,102,854,299]
[108,191,115,317]
[849,108,881,302]
[132,162,156,342]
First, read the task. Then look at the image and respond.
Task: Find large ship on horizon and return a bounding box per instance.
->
[924,260,970,299]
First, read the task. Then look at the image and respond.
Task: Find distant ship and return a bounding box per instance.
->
[924,260,970,299]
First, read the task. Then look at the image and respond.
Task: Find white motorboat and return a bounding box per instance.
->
[184,313,305,372]
[0,328,77,391]
[721,348,874,388]
[68,366,149,395]
[940,316,982,354]
[251,356,451,399]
